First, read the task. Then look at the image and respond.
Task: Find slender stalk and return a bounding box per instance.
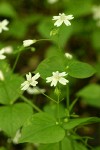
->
[37,39,51,42]
[36,87,57,103]
[57,94,60,122]
[66,84,70,111]
[12,52,20,72]
[20,95,42,112]
[59,141,62,150]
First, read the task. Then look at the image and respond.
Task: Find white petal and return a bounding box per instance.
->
[0,55,6,59]
[0,49,5,54]
[51,79,58,86]
[64,20,71,26]
[21,81,28,86]
[46,77,53,83]
[26,72,32,81]
[59,72,68,77]
[2,19,9,26]
[30,80,38,86]
[54,19,63,27]
[59,78,69,85]
[21,83,29,90]
[52,16,60,20]
[32,73,40,80]
[66,15,74,20]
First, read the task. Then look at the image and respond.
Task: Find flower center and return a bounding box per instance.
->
[60,14,66,21]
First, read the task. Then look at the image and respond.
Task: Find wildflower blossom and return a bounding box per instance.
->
[23,39,37,47]
[0,49,6,60]
[92,6,100,27]
[65,53,73,59]
[0,19,9,33]
[3,46,13,54]
[46,71,69,87]
[21,72,40,91]
[13,130,21,144]
[26,86,45,95]
[0,70,4,81]
[47,0,58,4]
[52,13,74,27]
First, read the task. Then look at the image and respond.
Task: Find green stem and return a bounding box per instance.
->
[12,52,20,72]
[37,39,51,42]
[66,84,69,111]
[36,87,57,103]
[57,94,60,122]
[20,95,42,112]
[59,141,62,150]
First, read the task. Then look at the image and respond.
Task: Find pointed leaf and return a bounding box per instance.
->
[19,112,65,144]
[0,103,33,137]
[68,61,96,78]
[63,117,100,130]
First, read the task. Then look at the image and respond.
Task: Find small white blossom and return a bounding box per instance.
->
[92,6,100,20]
[92,6,100,27]
[0,70,4,81]
[0,19,9,33]
[13,130,21,144]
[23,39,37,47]
[21,72,40,91]
[0,49,6,60]
[47,0,58,4]
[65,53,73,59]
[26,86,46,95]
[3,46,13,54]
[52,13,74,27]
[46,71,69,87]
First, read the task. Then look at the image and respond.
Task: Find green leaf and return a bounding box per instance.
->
[35,53,66,79]
[67,0,92,17]
[0,147,7,150]
[0,74,24,104]
[0,2,17,18]
[35,53,95,79]
[92,29,100,50]
[77,84,100,107]
[9,19,27,38]
[44,103,66,118]
[63,117,100,130]
[0,60,11,78]
[0,103,33,137]
[38,18,72,48]
[19,112,65,144]
[68,61,96,78]
[39,137,88,150]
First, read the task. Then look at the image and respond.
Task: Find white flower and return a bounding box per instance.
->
[52,13,74,27]
[92,6,100,20]
[65,53,73,59]
[3,46,13,54]
[13,130,21,144]
[0,49,6,60]
[23,39,37,47]
[46,71,69,87]
[0,70,4,81]
[21,72,40,90]
[0,19,9,33]
[26,86,45,95]
[47,0,58,4]
[92,6,100,27]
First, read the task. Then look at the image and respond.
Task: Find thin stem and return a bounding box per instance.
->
[12,52,20,72]
[59,141,62,150]
[66,84,70,111]
[57,94,60,122]
[36,87,57,103]
[37,39,51,42]
[20,95,42,112]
